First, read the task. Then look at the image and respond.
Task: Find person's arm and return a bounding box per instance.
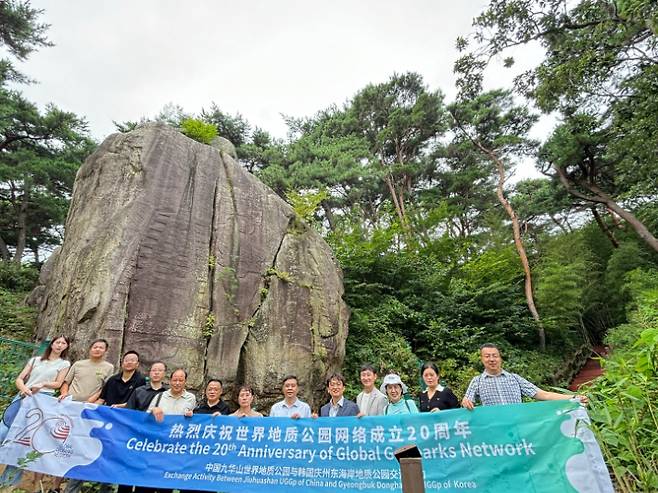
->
[535,390,588,405]
[446,388,460,410]
[87,389,103,403]
[59,382,70,400]
[461,377,478,410]
[58,364,76,400]
[34,365,70,393]
[15,358,35,396]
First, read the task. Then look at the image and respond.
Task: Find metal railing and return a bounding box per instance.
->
[0,336,40,406]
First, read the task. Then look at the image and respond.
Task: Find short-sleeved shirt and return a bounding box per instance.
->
[24,357,70,394]
[99,371,146,406]
[147,389,196,415]
[64,359,114,401]
[269,398,312,418]
[464,370,539,406]
[194,400,231,415]
[125,384,168,411]
[356,388,388,416]
[384,398,419,415]
[419,386,460,412]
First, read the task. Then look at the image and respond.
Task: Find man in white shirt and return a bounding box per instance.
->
[356,364,387,416]
[148,368,196,421]
[269,375,311,418]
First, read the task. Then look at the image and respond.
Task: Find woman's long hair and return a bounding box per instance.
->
[40,335,71,361]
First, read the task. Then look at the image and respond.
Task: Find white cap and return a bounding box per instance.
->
[380,373,408,394]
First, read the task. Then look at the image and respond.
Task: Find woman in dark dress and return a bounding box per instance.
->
[419,361,459,412]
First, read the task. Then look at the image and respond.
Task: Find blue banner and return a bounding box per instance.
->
[0,394,613,492]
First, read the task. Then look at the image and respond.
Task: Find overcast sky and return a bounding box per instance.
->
[14,0,548,179]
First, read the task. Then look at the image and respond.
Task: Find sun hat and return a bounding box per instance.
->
[380,373,408,394]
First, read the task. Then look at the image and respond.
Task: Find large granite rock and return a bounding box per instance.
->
[33,123,349,410]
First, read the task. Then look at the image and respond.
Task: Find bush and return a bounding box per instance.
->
[180,118,218,144]
[586,268,658,491]
[0,262,38,292]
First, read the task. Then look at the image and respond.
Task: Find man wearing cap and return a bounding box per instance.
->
[381,373,419,415]
[462,343,589,409]
[319,373,359,417]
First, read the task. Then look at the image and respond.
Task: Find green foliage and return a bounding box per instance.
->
[535,233,593,339]
[0,262,38,291]
[0,0,52,85]
[0,288,36,340]
[0,4,93,263]
[265,267,293,283]
[587,268,658,491]
[285,188,329,224]
[203,313,216,339]
[180,118,218,144]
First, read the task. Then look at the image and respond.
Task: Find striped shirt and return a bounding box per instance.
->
[464,370,539,406]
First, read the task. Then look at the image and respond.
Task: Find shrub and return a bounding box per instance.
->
[180,118,218,144]
[0,262,38,292]
[586,268,658,491]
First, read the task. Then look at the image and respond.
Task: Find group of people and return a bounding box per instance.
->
[0,336,587,493]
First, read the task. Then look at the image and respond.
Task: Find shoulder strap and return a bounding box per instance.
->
[404,399,411,412]
[154,391,164,408]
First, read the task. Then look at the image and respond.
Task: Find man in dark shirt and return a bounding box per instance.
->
[125,361,168,411]
[120,361,168,493]
[194,379,231,415]
[97,350,146,407]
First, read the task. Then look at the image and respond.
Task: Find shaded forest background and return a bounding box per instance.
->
[1,1,657,490]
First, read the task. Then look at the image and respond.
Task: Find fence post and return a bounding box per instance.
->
[394,444,426,493]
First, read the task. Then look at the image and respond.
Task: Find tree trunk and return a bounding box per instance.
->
[555,165,658,253]
[13,185,30,264]
[0,235,10,262]
[481,144,545,351]
[321,202,336,232]
[383,173,407,227]
[591,206,619,248]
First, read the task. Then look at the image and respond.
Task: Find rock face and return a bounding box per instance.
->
[33,123,349,410]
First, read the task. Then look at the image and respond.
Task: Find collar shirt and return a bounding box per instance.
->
[356,388,388,416]
[100,371,146,406]
[148,389,196,415]
[329,397,345,417]
[125,384,168,411]
[464,369,539,406]
[269,398,312,418]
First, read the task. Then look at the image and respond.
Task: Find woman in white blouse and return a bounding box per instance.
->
[0,335,70,491]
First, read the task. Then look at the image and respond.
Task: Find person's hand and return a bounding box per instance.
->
[30,383,44,394]
[57,392,69,402]
[184,409,193,418]
[461,397,474,411]
[212,411,221,417]
[430,408,440,413]
[356,411,365,418]
[311,412,318,419]
[290,412,301,419]
[21,388,33,397]
[111,403,127,408]
[151,407,165,422]
[575,394,588,406]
